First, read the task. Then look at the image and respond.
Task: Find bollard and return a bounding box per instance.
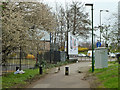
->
[65,66,69,75]
[58,67,60,71]
[116,54,120,64]
[39,65,42,74]
[16,67,19,71]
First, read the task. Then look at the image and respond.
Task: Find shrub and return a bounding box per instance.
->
[78,47,88,52]
[26,54,35,59]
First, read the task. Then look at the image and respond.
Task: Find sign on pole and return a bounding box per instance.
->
[96,41,101,48]
[68,32,78,55]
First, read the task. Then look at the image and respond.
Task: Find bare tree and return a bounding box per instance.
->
[52,1,91,51]
[68,2,91,36]
[106,13,119,50]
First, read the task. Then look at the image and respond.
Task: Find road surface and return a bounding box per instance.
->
[28,62,91,88]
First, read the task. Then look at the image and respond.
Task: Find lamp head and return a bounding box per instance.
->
[106,10,109,12]
[85,3,93,6]
[100,10,109,12]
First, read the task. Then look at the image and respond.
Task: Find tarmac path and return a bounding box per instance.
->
[28,62,91,88]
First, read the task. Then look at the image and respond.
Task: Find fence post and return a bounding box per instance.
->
[50,32,51,63]
[44,39,45,61]
[19,46,22,70]
[16,67,19,71]
[67,32,69,60]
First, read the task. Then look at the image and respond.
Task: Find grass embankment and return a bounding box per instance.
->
[2,60,75,88]
[89,61,118,88]
[2,68,43,88]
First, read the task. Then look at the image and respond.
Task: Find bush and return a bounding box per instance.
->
[26,54,35,59]
[9,53,17,58]
[78,47,88,52]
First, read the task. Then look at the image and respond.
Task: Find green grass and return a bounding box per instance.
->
[110,50,120,53]
[2,60,75,88]
[78,51,87,55]
[2,68,43,88]
[0,76,2,89]
[89,62,118,88]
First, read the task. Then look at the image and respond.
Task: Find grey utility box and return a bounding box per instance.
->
[95,47,108,68]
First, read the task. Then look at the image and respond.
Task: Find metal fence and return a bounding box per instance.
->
[2,50,67,74]
[2,58,36,74]
[2,51,117,74]
[77,56,92,62]
[2,39,51,74]
[37,51,66,64]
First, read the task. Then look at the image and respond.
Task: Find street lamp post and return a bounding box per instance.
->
[100,10,109,42]
[93,33,95,47]
[85,4,94,72]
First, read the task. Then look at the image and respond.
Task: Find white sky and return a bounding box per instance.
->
[42,0,119,26]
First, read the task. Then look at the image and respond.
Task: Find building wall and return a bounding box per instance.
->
[39,41,50,51]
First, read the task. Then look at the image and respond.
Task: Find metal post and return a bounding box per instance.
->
[37,51,39,64]
[100,10,109,43]
[50,32,51,63]
[105,26,108,47]
[91,5,94,73]
[61,21,62,51]
[20,46,21,70]
[100,10,102,42]
[94,34,95,48]
[85,4,94,73]
[16,67,19,71]
[44,39,45,61]
[66,11,69,60]
[67,32,69,60]
[39,65,42,74]
[44,39,45,50]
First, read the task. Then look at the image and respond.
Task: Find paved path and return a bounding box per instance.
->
[28,62,91,88]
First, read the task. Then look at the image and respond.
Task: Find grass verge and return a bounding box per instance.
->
[78,51,87,55]
[89,62,118,88]
[2,60,75,88]
[2,68,43,88]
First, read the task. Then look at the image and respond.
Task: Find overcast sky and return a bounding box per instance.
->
[43,0,118,26]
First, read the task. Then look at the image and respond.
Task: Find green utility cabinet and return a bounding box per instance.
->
[95,47,108,68]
